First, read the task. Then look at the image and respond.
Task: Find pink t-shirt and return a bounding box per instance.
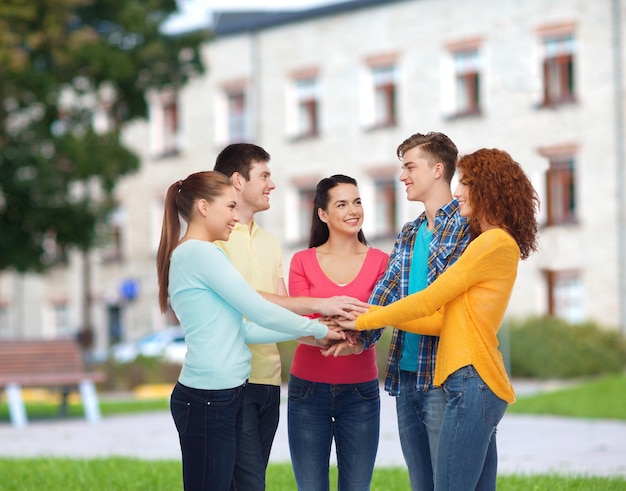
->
[288,247,389,384]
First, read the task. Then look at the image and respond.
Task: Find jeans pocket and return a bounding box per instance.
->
[170,397,191,434]
[354,380,380,401]
[288,376,312,402]
[480,383,508,427]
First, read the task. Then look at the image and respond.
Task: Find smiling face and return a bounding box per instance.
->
[399,146,440,202]
[202,185,239,241]
[317,183,364,237]
[238,160,275,214]
[453,171,474,218]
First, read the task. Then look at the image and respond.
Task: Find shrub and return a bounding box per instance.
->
[98,357,181,391]
[506,316,626,379]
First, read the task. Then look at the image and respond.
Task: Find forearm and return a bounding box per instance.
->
[392,310,443,335]
[259,291,314,315]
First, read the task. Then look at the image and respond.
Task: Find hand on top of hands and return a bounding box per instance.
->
[313,310,365,356]
[317,296,369,319]
[324,316,358,331]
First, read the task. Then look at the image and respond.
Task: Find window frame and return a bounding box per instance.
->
[537,23,577,107]
[544,269,584,323]
[538,145,579,227]
[453,49,481,116]
[225,89,248,143]
[545,154,577,226]
[147,89,181,159]
[293,76,320,140]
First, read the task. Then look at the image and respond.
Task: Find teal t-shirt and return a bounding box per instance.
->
[399,221,431,371]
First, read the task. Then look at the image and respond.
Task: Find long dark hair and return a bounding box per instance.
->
[308,174,368,248]
[156,171,233,313]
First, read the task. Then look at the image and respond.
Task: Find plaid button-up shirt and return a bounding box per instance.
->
[362,200,469,396]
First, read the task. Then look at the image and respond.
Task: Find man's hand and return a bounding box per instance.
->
[314,296,369,319]
[320,339,364,357]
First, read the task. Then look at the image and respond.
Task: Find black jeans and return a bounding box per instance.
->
[170,381,245,491]
[232,383,281,490]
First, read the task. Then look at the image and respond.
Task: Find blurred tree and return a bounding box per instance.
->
[0,0,206,272]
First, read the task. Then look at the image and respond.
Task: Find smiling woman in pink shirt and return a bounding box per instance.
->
[287,174,388,491]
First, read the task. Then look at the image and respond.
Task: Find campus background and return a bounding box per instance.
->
[1,0,625,358]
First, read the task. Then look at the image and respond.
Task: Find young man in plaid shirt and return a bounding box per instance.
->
[362,132,469,490]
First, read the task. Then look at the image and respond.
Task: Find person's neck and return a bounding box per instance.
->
[180,223,212,243]
[317,234,366,256]
[236,204,256,227]
[420,189,453,230]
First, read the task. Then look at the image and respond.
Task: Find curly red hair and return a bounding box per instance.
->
[457,148,539,260]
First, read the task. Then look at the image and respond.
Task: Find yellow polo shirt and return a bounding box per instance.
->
[215,220,283,386]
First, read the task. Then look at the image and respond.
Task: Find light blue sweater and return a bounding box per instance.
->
[169,240,328,390]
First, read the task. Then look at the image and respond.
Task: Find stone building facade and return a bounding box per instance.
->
[2,0,625,353]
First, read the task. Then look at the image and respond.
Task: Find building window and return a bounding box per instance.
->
[100,205,125,263]
[453,49,480,116]
[297,186,316,242]
[544,270,584,323]
[148,89,180,158]
[286,68,320,141]
[0,304,9,338]
[226,89,248,143]
[371,65,397,127]
[541,34,575,106]
[294,77,319,139]
[545,155,576,225]
[151,198,166,255]
[52,302,72,337]
[373,177,397,238]
[361,54,399,130]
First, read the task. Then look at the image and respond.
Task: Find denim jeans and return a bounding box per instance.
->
[396,371,446,491]
[170,381,245,491]
[287,375,380,491]
[436,365,508,491]
[232,383,280,491]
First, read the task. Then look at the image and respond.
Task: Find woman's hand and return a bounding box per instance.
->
[314,297,369,319]
[321,326,345,345]
[330,317,358,330]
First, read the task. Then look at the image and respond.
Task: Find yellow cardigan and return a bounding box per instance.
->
[356,228,519,403]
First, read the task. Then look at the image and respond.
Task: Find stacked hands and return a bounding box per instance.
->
[310,296,367,357]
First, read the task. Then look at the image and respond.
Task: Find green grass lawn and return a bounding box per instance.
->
[508,374,626,419]
[0,458,623,491]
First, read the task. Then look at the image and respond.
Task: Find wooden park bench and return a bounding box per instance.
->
[0,338,106,428]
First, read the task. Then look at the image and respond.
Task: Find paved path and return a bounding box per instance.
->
[1,382,625,478]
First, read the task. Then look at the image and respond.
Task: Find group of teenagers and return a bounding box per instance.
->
[156,131,540,491]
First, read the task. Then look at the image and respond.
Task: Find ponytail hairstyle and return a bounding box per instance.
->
[156,171,233,312]
[308,174,368,248]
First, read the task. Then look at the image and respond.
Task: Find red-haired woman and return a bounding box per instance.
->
[330,149,539,490]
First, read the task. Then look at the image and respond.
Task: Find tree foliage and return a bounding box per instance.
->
[0,0,206,271]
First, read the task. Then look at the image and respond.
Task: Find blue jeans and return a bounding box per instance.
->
[396,371,446,491]
[287,375,380,491]
[232,383,280,491]
[436,365,508,491]
[170,381,245,491]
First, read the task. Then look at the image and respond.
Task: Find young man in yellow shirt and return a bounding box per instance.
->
[214,143,367,490]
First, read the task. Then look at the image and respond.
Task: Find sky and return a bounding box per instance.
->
[163,0,340,33]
